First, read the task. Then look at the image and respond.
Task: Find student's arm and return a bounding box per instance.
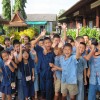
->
[84,45,95,61]
[11,60,17,69]
[84,68,87,85]
[0,68,2,73]
[87,68,90,78]
[17,45,22,62]
[49,63,62,71]
[32,68,35,81]
[31,29,46,47]
[8,64,15,72]
[34,55,38,64]
[76,44,81,59]
[61,23,67,42]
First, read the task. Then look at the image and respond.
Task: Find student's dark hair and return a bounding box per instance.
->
[43,37,51,42]
[4,37,10,43]
[22,49,29,54]
[80,42,86,47]
[67,36,73,39]
[39,39,44,42]
[53,34,60,39]
[83,35,89,38]
[75,36,84,42]
[89,38,98,46]
[13,39,20,46]
[25,42,30,46]
[68,37,74,43]
[63,43,72,50]
[24,36,30,42]
[0,46,4,52]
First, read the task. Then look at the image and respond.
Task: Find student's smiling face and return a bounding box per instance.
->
[44,40,52,50]
[22,51,29,60]
[63,46,72,58]
[79,44,86,54]
[2,52,9,62]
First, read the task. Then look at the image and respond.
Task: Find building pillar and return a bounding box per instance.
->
[96,7,99,28]
[83,16,86,27]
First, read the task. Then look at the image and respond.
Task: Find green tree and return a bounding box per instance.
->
[13,0,27,19]
[2,0,11,20]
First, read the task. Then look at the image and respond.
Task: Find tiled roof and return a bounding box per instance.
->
[26,14,57,21]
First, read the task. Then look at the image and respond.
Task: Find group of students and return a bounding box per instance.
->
[0,23,100,100]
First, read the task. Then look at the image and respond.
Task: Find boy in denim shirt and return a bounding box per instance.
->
[49,43,80,100]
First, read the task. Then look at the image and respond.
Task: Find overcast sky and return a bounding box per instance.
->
[0,0,79,14]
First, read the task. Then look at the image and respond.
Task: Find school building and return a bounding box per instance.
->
[58,0,100,29]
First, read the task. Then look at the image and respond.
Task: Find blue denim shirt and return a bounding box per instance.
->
[77,57,87,81]
[60,55,78,84]
[89,56,100,85]
[54,56,62,80]
[30,51,38,74]
[0,57,3,81]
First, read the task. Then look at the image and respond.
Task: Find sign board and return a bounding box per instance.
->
[91,0,100,9]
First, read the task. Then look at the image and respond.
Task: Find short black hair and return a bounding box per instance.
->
[80,42,86,48]
[76,36,84,42]
[4,37,10,43]
[43,37,51,42]
[0,45,4,55]
[53,34,60,39]
[39,39,44,42]
[13,39,20,46]
[24,36,30,42]
[83,35,89,37]
[68,37,74,43]
[89,38,98,46]
[63,43,72,50]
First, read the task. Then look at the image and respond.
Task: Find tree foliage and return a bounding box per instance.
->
[13,0,27,19]
[2,0,11,20]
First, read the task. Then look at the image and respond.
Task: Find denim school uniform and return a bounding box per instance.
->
[30,51,39,92]
[5,45,13,52]
[16,54,24,100]
[0,62,14,95]
[88,56,100,100]
[0,58,3,84]
[76,57,87,100]
[35,45,55,100]
[20,58,34,98]
[54,56,62,92]
[60,55,78,95]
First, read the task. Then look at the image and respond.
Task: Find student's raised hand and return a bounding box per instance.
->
[58,41,64,48]
[13,51,17,57]
[61,23,67,30]
[49,63,54,68]
[40,29,46,37]
[52,41,58,48]
[5,60,11,66]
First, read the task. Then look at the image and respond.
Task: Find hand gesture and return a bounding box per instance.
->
[5,60,11,66]
[61,23,67,30]
[13,52,17,57]
[40,29,46,37]
[58,41,64,48]
[49,63,54,68]
[52,41,58,48]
